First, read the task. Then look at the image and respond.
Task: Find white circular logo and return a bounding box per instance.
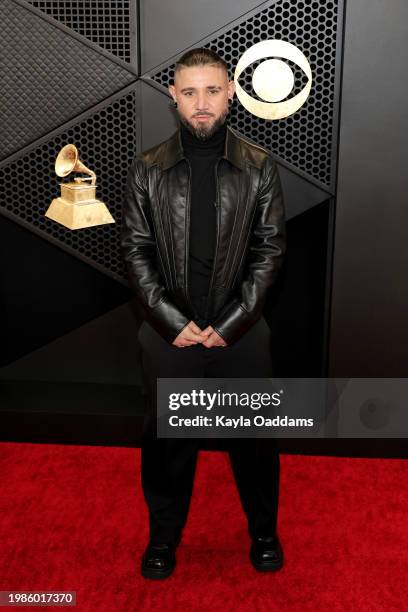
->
[234,40,312,120]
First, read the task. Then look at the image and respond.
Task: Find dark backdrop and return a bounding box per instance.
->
[1,0,406,456]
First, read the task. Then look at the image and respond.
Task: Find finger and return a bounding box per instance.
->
[188,321,203,334]
[199,327,212,337]
[212,332,227,346]
[182,329,206,342]
[179,338,199,347]
[173,338,195,347]
[214,338,227,347]
[200,327,214,337]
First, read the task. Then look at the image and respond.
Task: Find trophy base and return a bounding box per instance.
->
[45,197,115,230]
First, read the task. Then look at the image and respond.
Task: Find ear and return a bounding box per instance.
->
[168,84,177,102]
[227,79,236,100]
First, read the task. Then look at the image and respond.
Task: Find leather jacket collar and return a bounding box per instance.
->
[160,123,245,171]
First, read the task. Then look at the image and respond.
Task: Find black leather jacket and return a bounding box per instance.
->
[121,123,286,346]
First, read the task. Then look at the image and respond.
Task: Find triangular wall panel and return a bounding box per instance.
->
[1,0,136,160]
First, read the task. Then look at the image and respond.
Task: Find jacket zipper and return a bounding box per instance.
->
[203,158,221,322]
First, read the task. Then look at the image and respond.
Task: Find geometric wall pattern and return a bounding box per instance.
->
[0,0,136,160]
[0,88,139,281]
[151,0,340,189]
[27,0,133,63]
[1,0,342,284]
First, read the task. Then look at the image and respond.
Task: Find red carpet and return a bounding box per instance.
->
[0,442,407,611]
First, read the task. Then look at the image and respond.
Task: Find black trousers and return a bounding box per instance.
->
[137,297,280,545]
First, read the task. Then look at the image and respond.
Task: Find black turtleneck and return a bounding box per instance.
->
[180,121,227,316]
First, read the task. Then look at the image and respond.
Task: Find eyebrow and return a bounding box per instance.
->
[180,85,223,93]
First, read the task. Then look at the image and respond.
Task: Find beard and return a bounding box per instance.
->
[178,106,229,141]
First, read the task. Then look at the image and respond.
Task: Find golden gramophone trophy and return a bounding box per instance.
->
[45,144,115,230]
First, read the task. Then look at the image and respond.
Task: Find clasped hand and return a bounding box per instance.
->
[172,321,227,348]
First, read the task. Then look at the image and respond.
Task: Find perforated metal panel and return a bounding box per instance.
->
[151,0,339,189]
[0,0,135,161]
[27,0,132,62]
[0,89,139,280]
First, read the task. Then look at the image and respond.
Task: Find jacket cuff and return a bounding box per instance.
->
[143,296,191,345]
[211,298,257,346]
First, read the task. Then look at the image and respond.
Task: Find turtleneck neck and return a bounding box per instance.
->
[180,120,227,156]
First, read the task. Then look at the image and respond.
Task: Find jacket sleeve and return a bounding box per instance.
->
[211,156,286,345]
[120,157,191,344]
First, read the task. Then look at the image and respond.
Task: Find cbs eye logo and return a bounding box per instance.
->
[234,39,312,120]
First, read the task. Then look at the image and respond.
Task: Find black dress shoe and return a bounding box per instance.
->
[249,535,284,572]
[141,542,177,580]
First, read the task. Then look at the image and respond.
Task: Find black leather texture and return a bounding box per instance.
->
[121,124,286,346]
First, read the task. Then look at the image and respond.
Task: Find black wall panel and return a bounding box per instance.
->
[0,0,136,161]
[27,0,138,67]
[329,0,408,376]
[140,0,268,73]
[265,200,331,377]
[0,215,131,367]
[0,301,142,386]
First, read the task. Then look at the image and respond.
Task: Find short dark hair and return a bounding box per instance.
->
[174,47,229,80]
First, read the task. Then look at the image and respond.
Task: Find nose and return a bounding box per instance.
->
[195,91,210,112]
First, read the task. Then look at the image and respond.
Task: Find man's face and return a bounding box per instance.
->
[168,65,235,140]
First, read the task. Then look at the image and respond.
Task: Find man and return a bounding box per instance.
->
[121,48,286,579]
